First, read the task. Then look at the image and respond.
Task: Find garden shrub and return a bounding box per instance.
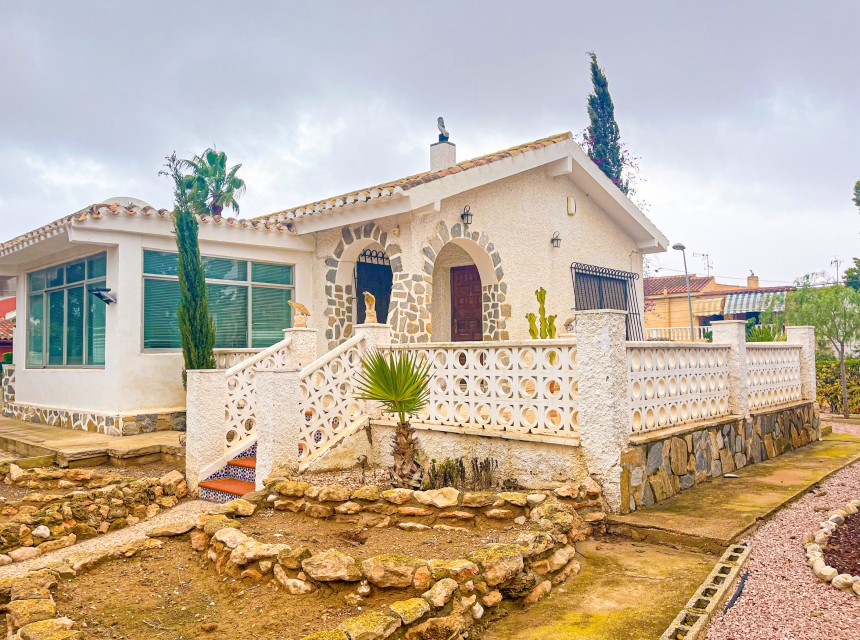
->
[816,359,860,414]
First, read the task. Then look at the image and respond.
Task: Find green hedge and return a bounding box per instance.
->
[816,359,860,414]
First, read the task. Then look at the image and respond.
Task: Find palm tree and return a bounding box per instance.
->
[181,148,246,217]
[355,350,430,488]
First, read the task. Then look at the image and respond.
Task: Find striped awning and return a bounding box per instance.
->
[724,291,786,315]
[692,296,725,317]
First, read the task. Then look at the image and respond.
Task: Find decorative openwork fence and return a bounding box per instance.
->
[297,333,370,467]
[746,344,803,410]
[389,340,580,440]
[223,335,294,450]
[627,343,732,433]
[644,326,711,342]
[215,349,259,369]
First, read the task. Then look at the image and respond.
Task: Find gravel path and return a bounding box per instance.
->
[706,457,860,640]
[0,499,210,579]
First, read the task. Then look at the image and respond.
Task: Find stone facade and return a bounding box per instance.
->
[1,363,14,407]
[620,401,820,513]
[1,401,186,436]
[322,220,509,350]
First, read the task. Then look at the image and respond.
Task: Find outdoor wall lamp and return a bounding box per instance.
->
[551,231,561,248]
[88,287,116,304]
[460,205,473,227]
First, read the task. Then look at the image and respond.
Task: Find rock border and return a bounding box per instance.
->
[659,543,752,640]
[0,470,188,566]
[0,536,166,639]
[803,497,860,595]
[147,478,607,640]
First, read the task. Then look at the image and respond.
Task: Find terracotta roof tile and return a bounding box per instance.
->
[0,203,293,258]
[255,132,573,223]
[644,275,713,296]
[0,319,13,342]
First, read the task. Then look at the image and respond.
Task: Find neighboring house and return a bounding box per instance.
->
[644,273,794,340]
[0,296,15,320]
[0,130,668,435]
[0,319,12,357]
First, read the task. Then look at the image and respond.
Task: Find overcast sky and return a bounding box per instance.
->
[2,1,858,285]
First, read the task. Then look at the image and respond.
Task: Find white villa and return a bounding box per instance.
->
[0,128,820,510]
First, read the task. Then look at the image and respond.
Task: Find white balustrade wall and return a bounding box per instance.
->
[627,343,732,433]
[297,334,370,466]
[223,336,295,450]
[215,349,259,370]
[389,340,580,441]
[644,326,711,342]
[745,344,803,410]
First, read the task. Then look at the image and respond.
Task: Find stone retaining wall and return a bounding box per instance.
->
[0,464,122,492]
[620,401,820,514]
[1,401,186,436]
[169,479,606,640]
[0,471,188,565]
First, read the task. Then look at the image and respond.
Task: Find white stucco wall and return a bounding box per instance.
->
[5,217,314,415]
[309,164,646,351]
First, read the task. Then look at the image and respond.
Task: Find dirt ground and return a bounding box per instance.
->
[246,508,522,560]
[54,508,522,640]
[824,511,860,575]
[55,538,409,640]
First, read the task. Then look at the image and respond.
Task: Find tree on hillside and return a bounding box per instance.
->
[160,152,218,385]
[583,52,627,194]
[785,278,860,417]
[844,258,860,290]
[182,148,246,218]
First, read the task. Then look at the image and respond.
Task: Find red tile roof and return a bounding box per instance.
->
[1,202,293,258]
[0,319,13,342]
[644,275,714,296]
[255,132,574,223]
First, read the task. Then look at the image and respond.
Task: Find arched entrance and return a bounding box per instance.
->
[354,248,392,324]
[428,226,508,343]
[324,223,402,350]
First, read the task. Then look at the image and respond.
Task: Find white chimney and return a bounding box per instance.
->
[431,140,456,172]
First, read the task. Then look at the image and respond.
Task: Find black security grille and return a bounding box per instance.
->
[570,262,643,341]
[355,249,392,324]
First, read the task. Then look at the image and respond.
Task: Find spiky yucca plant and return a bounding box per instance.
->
[355,350,430,488]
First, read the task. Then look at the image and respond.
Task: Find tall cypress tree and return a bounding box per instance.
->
[161,153,216,385]
[585,52,628,194]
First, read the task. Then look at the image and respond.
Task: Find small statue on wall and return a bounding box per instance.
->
[363,291,378,324]
[288,300,311,328]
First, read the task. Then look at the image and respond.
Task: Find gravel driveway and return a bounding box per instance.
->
[706,453,860,640]
[0,499,210,579]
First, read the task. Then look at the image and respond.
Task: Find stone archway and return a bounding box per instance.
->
[420,221,510,342]
[324,223,402,350]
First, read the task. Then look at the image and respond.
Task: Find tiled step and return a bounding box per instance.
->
[229,456,256,470]
[198,477,255,499]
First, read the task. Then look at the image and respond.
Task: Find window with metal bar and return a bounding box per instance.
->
[570,262,643,340]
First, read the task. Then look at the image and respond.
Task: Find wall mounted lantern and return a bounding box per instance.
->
[89,287,116,304]
[550,231,561,248]
[460,205,473,227]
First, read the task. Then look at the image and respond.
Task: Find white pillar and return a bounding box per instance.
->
[255,369,303,487]
[284,327,318,367]
[710,320,750,418]
[786,325,817,401]
[356,323,393,351]
[185,369,228,494]
[575,309,628,514]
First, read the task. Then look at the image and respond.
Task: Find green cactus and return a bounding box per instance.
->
[526,312,539,339]
[526,288,558,363]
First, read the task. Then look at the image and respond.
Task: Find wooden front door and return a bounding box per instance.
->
[451,265,483,342]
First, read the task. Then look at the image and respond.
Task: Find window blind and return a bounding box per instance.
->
[251,287,292,348]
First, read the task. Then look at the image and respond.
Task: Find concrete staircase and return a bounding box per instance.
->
[198,444,256,503]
